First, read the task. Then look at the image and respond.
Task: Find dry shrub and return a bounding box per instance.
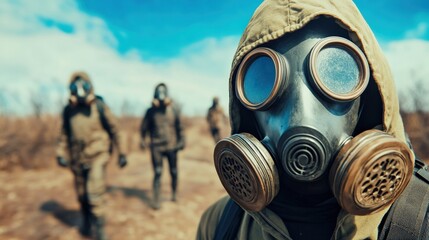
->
[0,114,218,171]
[401,112,429,160]
[0,112,426,171]
[0,115,143,171]
[118,116,141,153]
[0,115,60,170]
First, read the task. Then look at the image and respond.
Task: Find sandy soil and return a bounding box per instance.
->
[0,116,427,240]
[0,118,228,240]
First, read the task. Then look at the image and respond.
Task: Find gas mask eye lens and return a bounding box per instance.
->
[243,56,276,105]
[236,48,289,110]
[156,85,167,100]
[310,37,369,102]
[82,82,91,92]
[316,47,360,94]
[69,83,77,95]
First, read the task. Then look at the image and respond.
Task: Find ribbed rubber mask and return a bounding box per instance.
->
[214,34,414,214]
[215,130,413,214]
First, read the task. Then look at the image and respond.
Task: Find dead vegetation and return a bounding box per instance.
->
[0,115,60,170]
[0,110,427,240]
[401,112,429,160]
[0,115,232,171]
[0,115,227,240]
[0,111,428,171]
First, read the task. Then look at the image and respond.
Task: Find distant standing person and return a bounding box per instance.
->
[206,97,227,143]
[56,71,127,240]
[140,83,185,209]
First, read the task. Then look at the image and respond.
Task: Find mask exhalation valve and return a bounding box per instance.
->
[280,128,330,182]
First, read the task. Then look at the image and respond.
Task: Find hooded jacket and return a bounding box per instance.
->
[140,84,184,152]
[207,103,227,130]
[197,0,412,239]
[56,71,125,164]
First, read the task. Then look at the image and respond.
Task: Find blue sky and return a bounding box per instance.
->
[77,0,263,60]
[76,0,429,58]
[0,0,429,115]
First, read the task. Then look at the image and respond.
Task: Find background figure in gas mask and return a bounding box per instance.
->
[197,1,429,240]
[56,71,127,240]
[206,97,227,143]
[140,83,185,210]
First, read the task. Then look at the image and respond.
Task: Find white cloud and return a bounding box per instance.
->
[382,39,429,111]
[405,22,428,39]
[4,0,427,116]
[0,0,237,116]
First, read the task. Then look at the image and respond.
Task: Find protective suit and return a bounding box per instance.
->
[206,97,227,143]
[140,83,185,209]
[197,1,429,239]
[56,71,127,240]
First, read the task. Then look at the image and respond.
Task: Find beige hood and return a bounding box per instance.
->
[68,71,95,105]
[228,0,409,239]
[69,71,93,89]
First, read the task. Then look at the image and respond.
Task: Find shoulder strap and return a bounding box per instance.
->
[214,198,245,240]
[379,158,429,240]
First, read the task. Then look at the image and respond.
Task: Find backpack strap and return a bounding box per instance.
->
[379,158,429,240]
[214,198,245,240]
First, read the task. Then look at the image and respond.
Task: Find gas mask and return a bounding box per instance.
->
[153,83,171,107]
[69,77,94,105]
[214,24,414,215]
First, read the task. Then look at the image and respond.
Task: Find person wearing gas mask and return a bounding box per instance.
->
[206,97,228,143]
[197,1,429,239]
[140,83,185,209]
[56,71,127,240]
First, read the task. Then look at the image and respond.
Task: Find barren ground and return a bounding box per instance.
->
[0,118,228,240]
[0,116,427,240]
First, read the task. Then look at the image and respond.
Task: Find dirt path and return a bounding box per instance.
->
[0,149,227,240]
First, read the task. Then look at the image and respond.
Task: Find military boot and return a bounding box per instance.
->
[171,177,178,202]
[93,217,107,240]
[79,202,92,237]
[79,214,92,237]
[171,181,177,202]
[153,182,161,210]
[172,191,177,202]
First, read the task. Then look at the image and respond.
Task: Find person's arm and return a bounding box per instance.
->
[222,107,228,124]
[56,106,70,167]
[207,108,211,123]
[140,108,151,149]
[101,102,127,168]
[174,106,185,150]
[102,103,125,155]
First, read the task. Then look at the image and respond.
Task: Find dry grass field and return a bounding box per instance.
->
[0,114,427,240]
[0,116,230,240]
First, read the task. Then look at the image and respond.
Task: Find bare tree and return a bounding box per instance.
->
[410,80,429,115]
[120,99,137,117]
[30,91,44,118]
[405,78,429,159]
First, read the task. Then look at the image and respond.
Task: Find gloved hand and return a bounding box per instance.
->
[56,156,68,168]
[140,140,147,150]
[118,154,127,168]
[176,138,185,151]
